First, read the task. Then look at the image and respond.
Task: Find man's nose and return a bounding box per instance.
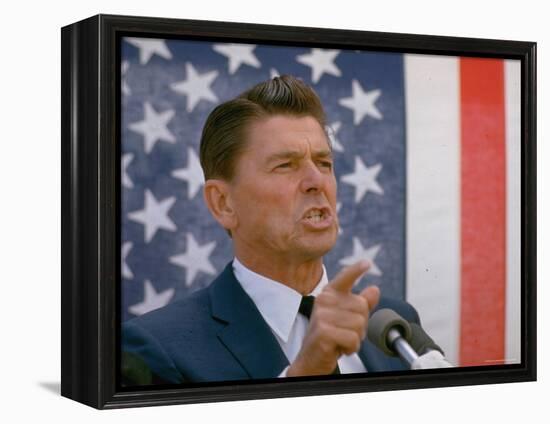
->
[299,162,324,193]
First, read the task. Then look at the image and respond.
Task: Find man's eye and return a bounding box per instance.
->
[276,162,291,169]
[320,161,333,169]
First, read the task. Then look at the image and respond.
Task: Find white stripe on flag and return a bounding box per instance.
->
[505,59,521,365]
[404,54,461,366]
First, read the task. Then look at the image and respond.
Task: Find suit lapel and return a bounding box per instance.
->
[209,262,289,379]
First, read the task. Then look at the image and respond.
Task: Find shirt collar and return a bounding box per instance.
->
[232,257,328,343]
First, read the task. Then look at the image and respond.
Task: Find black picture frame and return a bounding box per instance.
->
[61,13,537,409]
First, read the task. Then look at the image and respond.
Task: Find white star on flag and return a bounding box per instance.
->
[122,153,134,188]
[171,147,205,199]
[212,43,261,74]
[340,156,384,203]
[339,79,383,125]
[339,236,382,277]
[121,60,131,96]
[296,48,342,84]
[128,102,176,154]
[128,280,175,316]
[270,68,280,79]
[128,189,177,243]
[326,121,344,152]
[170,233,217,287]
[125,38,173,65]
[122,241,134,279]
[171,62,219,112]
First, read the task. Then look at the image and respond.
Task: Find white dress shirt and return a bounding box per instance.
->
[232,257,367,377]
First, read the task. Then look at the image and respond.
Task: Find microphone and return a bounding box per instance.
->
[368,309,454,369]
[409,322,445,356]
[408,323,453,368]
[367,308,419,367]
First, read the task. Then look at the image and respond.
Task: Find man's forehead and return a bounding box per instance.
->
[246,115,330,154]
[265,147,332,161]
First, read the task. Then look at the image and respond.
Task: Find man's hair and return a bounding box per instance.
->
[199,75,328,181]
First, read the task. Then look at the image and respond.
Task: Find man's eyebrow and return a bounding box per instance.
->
[313,150,333,159]
[265,149,333,163]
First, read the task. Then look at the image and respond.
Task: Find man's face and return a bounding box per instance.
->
[227,114,339,263]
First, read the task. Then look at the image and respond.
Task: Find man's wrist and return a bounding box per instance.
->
[286,362,303,377]
[286,357,334,377]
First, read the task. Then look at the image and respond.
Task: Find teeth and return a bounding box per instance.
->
[306,210,324,221]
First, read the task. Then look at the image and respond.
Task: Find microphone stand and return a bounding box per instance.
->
[386,328,419,366]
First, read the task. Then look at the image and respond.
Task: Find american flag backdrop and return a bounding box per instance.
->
[120,36,521,368]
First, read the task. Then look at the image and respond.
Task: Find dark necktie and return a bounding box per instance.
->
[298,295,341,375]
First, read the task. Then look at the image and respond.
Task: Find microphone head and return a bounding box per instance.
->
[409,323,445,356]
[367,308,412,356]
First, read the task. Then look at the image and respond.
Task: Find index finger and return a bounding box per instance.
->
[329,260,371,293]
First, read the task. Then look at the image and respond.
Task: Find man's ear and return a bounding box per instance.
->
[203,179,237,231]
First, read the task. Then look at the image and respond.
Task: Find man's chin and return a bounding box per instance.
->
[297,233,338,259]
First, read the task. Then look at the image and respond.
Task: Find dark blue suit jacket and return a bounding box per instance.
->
[122,262,420,384]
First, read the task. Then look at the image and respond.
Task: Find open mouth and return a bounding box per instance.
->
[302,207,331,223]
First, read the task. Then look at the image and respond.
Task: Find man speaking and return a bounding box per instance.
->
[122,75,420,384]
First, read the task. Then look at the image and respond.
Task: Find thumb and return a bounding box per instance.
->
[360,285,380,311]
[329,260,370,293]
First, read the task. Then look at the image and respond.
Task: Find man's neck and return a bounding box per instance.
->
[233,253,324,296]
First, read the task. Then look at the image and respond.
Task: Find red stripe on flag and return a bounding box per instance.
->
[459,58,506,366]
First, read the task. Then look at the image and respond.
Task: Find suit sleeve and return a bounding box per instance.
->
[122,319,184,385]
